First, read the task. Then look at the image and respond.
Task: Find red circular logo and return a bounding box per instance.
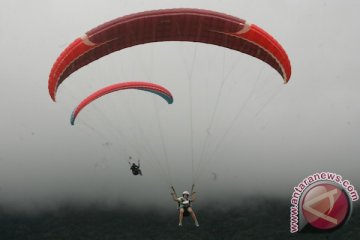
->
[301,183,350,230]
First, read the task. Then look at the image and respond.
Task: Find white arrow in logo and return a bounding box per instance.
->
[303,188,338,224]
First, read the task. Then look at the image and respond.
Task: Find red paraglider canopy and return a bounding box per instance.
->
[70,81,173,125]
[49,8,291,101]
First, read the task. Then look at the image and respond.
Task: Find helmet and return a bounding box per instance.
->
[182,191,190,196]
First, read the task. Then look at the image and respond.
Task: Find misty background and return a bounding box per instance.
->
[0,0,359,238]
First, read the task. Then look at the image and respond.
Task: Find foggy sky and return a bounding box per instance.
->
[0,0,359,212]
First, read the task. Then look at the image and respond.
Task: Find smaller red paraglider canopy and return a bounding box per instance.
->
[70,81,173,125]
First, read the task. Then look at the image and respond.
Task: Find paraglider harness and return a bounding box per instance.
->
[129,157,142,176]
[171,185,194,217]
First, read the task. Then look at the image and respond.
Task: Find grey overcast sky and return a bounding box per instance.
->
[0,0,359,211]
